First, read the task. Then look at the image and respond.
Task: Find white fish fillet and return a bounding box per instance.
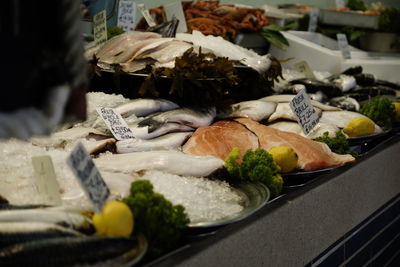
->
[267,102,322,123]
[259,95,341,111]
[217,100,277,121]
[127,38,175,62]
[116,132,192,153]
[115,98,179,118]
[96,32,160,61]
[94,150,225,177]
[176,30,272,73]
[137,40,193,64]
[320,111,383,133]
[267,121,339,138]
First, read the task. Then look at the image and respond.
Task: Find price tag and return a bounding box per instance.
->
[97,107,134,140]
[32,156,62,206]
[308,8,319,32]
[93,10,107,46]
[67,143,110,213]
[117,0,137,32]
[336,0,345,9]
[289,88,320,135]
[293,61,316,80]
[137,3,156,27]
[337,33,351,59]
[164,1,188,33]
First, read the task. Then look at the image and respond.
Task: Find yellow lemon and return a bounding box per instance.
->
[393,102,400,120]
[92,201,134,237]
[268,146,298,173]
[343,117,375,137]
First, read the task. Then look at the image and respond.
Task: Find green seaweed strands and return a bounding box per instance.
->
[137,48,282,108]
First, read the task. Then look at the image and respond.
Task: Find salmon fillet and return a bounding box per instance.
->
[235,118,355,171]
[182,120,259,159]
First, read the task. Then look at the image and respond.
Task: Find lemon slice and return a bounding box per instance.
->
[268,146,298,173]
[343,117,375,137]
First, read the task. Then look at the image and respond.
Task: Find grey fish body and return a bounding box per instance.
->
[115,98,179,118]
[0,222,83,249]
[130,122,194,140]
[0,209,93,233]
[0,235,146,267]
[217,100,277,121]
[116,132,192,153]
[138,107,216,133]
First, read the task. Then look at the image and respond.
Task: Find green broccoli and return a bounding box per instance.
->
[359,96,396,129]
[122,180,190,258]
[314,131,358,157]
[225,148,282,198]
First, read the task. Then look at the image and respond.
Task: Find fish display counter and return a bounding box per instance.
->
[145,132,400,267]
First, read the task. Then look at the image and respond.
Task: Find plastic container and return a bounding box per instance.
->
[269,31,400,83]
[319,9,379,30]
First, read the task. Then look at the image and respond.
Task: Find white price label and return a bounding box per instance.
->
[293,61,316,80]
[336,0,345,9]
[308,8,319,32]
[337,33,351,59]
[97,108,134,140]
[93,10,107,46]
[138,3,156,27]
[67,143,110,213]
[118,0,137,32]
[32,156,62,206]
[289,89,320,135]
[164,1,188,33]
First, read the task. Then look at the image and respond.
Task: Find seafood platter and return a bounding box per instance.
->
[2,26,400,266]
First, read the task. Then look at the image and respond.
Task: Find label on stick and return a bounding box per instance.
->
[32,156,62,206]
[289,89,320,135]
[336,0,345,9]
[138,3,156,27]
[97,108,134,140]
[93,10,108,46]
[308,8,319,32]
[118,0,137,32]
[164,1,188,33]
[293,61,316,80]
[337,33,351,59]
[67,143,110,213]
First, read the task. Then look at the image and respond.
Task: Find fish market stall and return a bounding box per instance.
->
[1,24,400,266]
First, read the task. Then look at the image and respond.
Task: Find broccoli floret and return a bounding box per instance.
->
[123,180,190,258]
[314,131,358,157]
[359,96,396,129]
[225,148,282,198]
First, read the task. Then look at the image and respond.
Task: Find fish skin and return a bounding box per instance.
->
[217,100,277,121]
[116,132,192,153]
[259,94,341,111]
[267,102,322,123]
[137,40,193,64]
[0,209,93,233]
[137,107,216,133]
[267,121,339,139]
[130,122,194,140]
[320,110,382,133]
[127,38,175,62]
[115,98,179,118]
[94,150,225,177]
[0,222,83,249]
[0,236,140,267]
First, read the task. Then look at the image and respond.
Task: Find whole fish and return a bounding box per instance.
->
[328,74,357,92]
[0,222,83,249]
[116,132,192,153]
[0,209,93,233]
[259,94,341,111]
[115,98,179,118]
[94,150,225,177]
[130,122,194,140]
[137,107,216,133]
[0,235,146,267]
[217,100,277,121]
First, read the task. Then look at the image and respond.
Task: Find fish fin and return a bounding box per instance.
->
[138,118,164,133]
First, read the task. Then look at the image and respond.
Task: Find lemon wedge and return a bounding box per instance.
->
[343,117,375,137]
[268,146,298,173]
[92,201,134,237]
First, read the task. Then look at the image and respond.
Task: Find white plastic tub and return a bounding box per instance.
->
[269,31,400,83]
